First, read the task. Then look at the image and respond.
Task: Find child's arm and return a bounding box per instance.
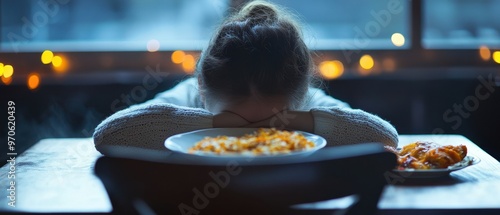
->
[310,107,398,148]
[244,107,398,148]
[93,103,212,153]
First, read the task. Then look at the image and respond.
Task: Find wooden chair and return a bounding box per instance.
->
[94,143,396,215]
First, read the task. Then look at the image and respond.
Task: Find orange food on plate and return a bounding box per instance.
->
[386,141,467,169]
[189,128,315,155]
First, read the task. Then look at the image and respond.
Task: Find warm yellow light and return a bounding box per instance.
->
[182,54,196,74]
[147,39,160,52]
[391,33,405,47]
[41,50,54,64]
[492,51,500,64]
[0,63,4,77]
[1,76,12,85]
[319,60,344,80]
[359,55,374,70]
[52,56,62,67]
[3,65,14,78]
[172,50,186,64]
[52,55,69,73]
[479,46,491,61]
[28,73,40,90]
[382,58,396,72]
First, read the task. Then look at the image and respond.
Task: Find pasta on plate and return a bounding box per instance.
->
[189,128,315,155]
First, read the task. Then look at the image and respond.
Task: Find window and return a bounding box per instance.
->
[248,0,410,50]
[1,0,410,52]
[423,0,500,49]
[1,0,229,52]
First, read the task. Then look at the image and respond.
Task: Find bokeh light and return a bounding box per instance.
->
[319,60,344,80]
[147,39,160,52]
[182,54,196,74]
[3,65,14,78]
[492,51,500,64]
[41,50,54,64]
[52,55,70,73]
[382,58,396,72]
[171,50,186,64]
[0,63,4,77]
[52,56,62,67]
[359,55,374,70]
[479,46,491,61]
[391,33,405,47]
[1,76,12,85]
[27,73,40,90]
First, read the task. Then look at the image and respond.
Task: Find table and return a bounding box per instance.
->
[1,135,500,214]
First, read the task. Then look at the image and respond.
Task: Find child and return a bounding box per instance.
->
[93,1,398,152]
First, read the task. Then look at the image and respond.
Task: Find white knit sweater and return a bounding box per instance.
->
[93,78,398,152]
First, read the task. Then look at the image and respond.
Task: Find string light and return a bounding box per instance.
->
[3,65,14,78]
[147,39,160,52]
[391,33,405,47]
[28,73,40,90]
[41,50,54,64]
[171,50,186,64]
[382,58,396,72]
[492,51,500,64]
[52,55,69,73]
[1,76,12,85]
[52,56,62,67]
[359,55,374,70]
[182,54,196,74]
[319,60,344,80]
[479,46,491,61]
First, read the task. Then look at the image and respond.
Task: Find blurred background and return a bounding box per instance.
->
[1,0,499,164]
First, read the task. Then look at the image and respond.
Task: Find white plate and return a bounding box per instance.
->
[392,156,480,178]
[165,128,326,158]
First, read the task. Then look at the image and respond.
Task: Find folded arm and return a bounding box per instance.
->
[244,107,398,148]
[93,103,213,153]
[310,107,398,148]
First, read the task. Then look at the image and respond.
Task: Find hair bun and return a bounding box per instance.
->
[239,1,278,23]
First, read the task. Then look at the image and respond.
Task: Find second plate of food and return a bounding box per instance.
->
[165,128,326,158]
[392,156,480,178]
[389,141,481,178]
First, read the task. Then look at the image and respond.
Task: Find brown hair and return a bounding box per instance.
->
[197,0,313,109]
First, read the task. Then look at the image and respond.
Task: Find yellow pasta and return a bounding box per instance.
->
[189,128,315,155]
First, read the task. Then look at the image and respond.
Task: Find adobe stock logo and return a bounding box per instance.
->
[433,73,498,134]
[178,161,242,214]
[110,65,166,112]
[7,0,70,52]
[341,0,404,63]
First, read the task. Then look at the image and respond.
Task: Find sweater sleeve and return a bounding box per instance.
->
[93,103,213,153]
[311,107,398,148]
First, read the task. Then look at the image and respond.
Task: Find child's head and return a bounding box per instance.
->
[197,1,313,116]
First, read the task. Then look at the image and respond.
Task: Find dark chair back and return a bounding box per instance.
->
[94,143,396,215]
